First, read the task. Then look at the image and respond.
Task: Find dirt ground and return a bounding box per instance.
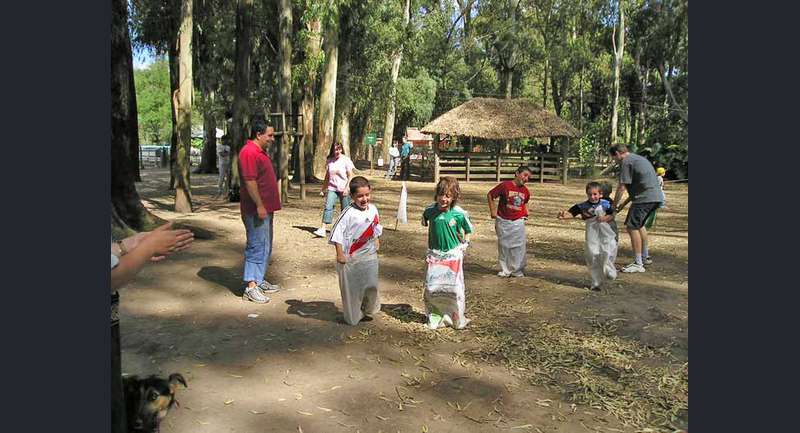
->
[120,167,688,433]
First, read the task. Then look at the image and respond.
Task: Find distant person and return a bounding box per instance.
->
[558,181,618,291]
[111,222,194,433]
[421,177,473,330]
[314,142,355,238]
[385,141,401,180]
[608,144,664,272]
[488,165,532,278]
[399,137,413,181]
[328,176,383,325]
[238,120,282,303]
[216,135,231,198]
[643,166,667,230]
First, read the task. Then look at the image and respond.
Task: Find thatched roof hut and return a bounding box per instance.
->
[421,97,579,140]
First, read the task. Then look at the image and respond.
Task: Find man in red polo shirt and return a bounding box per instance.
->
[239,120,282,303]
[487,165,532,277]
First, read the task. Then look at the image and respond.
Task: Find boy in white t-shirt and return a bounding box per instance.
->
[329,176,383,325]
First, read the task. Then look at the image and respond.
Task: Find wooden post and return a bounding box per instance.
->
[495,142,501,182]
[297,114,306,200]
[539,150,545,184]
[368,145,373,175]
[561,137,569,185]
[433,134,440,183]
[281,112,289,202]
[466,136,472,182]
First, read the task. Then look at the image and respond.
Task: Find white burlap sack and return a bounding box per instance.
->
[585,207,618,288]
[495,216,527,275]
[423,244,469,329]
[336,253,380,325]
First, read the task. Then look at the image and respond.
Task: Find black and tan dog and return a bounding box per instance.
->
[123,373,187,433]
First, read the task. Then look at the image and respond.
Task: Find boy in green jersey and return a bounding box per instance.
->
[421,177,474,329]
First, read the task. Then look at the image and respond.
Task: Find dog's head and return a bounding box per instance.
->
[123,373,187,433]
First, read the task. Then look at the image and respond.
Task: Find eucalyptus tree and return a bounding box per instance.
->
[380,0,411,164]
[173,0,194,213]
[112,0,159,233]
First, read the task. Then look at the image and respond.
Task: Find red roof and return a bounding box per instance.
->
[406,127,432,142]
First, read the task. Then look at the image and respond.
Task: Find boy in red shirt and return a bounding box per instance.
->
[487,165,532,277]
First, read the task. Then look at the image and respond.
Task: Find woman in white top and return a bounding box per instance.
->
[314,142,355,237]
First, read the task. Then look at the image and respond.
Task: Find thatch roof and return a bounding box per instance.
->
[421,97,579,139]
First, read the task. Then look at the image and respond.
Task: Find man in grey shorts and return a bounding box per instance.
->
[609,144,664,273]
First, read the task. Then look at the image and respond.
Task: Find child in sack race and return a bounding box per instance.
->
[421,177,474,330]
[328,176,383,325]
[558,181,618,291]
[487,165,532,277]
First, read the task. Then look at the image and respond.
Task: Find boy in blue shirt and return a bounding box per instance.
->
[559,181,618,291]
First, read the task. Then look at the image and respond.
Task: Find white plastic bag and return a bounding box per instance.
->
[423,244,470,329]
[336,253,380,325]
[584,207,618,288]
[495,216,526,275]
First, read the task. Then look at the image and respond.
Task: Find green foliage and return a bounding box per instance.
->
[124,0,688,177]
[395,68,437,129]
[134,59,172,143]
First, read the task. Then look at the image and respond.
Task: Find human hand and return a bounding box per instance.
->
[490,211,497,219]
[336,252,347,264]
[319,189,326,197]
[557,211,568,220]
[142,222,194,260]
[257,206,268,219]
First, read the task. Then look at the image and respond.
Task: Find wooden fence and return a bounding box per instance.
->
[435,150,565,183]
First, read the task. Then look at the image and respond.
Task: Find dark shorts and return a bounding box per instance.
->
[625,202,660,229]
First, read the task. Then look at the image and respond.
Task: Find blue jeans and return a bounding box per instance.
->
[323,190,351,224]
[243,212,273,284]
[385,157,400,178]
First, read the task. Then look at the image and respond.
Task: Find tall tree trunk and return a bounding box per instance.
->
[174,0,194,213]
[637,66,648,146]
[168,42,179,189]
[626,97,635,145]
[381,0,410,164]
[229,0,254,197]
[198,87,218,173]
[278,0,293,202]
[579,66,584,135]
[300,19,321,184]
[457,0,475,65]
[335,8,353,157]
[314,16,339,179]
[111,0,159,234]
[128,60,141,182]
[659,63,688,122]
[542,57,548,108]
[504,69,513,99]
[336,108,351,156]
[610,0,625,144]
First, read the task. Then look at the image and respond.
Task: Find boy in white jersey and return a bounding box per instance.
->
[329,176,383,325]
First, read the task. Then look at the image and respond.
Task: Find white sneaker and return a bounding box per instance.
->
[511,272,525,278]
[621,263,645,273]
[497,271,511,277]
[313,227,327,238]
[643,256,653,265]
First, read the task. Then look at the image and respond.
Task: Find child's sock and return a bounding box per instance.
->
[642,240,649,258]
[635,254,643,265]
